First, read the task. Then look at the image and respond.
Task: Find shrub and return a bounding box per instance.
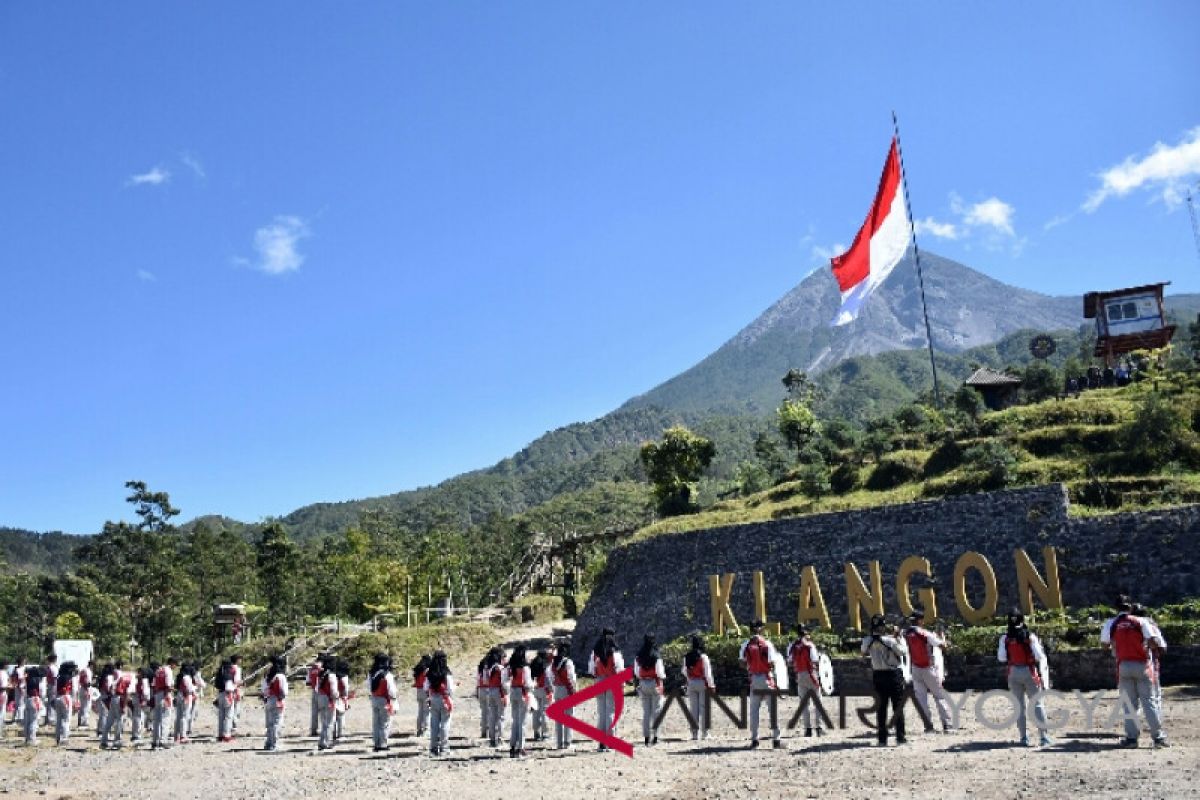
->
[734,461,772,496]
[963,441,1019,488]
[830,462,862,495]
[797,462,831,499]
[1116,394,1193,473]
[514,594,565,624]
[923,437,964,477]
[866,451,926,490]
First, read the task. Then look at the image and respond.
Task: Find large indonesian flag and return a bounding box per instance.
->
[830,138,910,326]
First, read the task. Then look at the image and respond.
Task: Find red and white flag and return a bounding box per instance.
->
[830,138,911,326]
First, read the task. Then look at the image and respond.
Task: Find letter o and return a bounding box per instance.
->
[953,551,998,624]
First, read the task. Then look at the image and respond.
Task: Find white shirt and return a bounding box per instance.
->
[681,653,715,687]
[739,637,780,669]
[634,656,665,680]
[261,673,289,699]
[549,659,577,691]
[1100,614,1166,650]
[997,632,1047,663]
[861,634,908,671]
[589,651,624,677]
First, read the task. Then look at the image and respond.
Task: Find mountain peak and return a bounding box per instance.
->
[621,253,1080,414]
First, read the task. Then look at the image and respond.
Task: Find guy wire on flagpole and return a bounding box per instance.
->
[892,110,942,407]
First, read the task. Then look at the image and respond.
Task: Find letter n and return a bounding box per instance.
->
[1014,547,1063,615]
[709,573,739,635]
[845,561,883,632]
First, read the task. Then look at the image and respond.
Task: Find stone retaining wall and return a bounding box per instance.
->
[574,485,1200,677]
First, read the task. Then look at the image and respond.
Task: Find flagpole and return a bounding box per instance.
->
[891,111,942,407]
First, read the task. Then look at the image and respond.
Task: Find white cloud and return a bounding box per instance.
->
[1043,213,1072,231]
[127,166,170,187]
[811,242,847,262]
[1084,126,1200,212]
[181,152,206,180]
[137,269,156,282]
[243,215,310,275]
[962,197,1015,236]
[914,216,959,240]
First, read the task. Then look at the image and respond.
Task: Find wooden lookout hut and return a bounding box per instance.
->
[1084,282,1175,366]
[964,367,1023,411]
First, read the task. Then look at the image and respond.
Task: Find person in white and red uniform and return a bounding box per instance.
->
[412,654,431,738]
[261,656,289,752]
[634,634,665,747]
[740,620,781,749]
[315,657,340,751]
[306,656,324,737]
[997,611,1051,747]
[787,624,825,737]
[151,657,176,749]
[549,642,577,750]
[1101,598,1169,748]
[482,647,509,748]
[529,648,552,743]
[507,645,534,758]
[1131,603,1165,705]
[903,610,955,733]
[173,662,197,743]
[52,662,78,745]
[681,635,715,741]
[368,653,397,752]
[75,660,93,728]
[588,628,624,752]
[424,650,455,757]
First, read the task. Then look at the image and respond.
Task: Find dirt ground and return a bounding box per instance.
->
[2,623,1196,800]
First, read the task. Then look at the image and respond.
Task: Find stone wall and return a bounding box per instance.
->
[573,485,1200,675]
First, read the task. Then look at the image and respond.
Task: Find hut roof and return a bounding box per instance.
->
[964,367,1023,387]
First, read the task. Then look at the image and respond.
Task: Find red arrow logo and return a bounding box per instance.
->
[545,666,634,757]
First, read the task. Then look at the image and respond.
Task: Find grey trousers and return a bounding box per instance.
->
[310,689,320,735]
[101,697,124,748]
[1119,659,1164,741]
[484,687,506,744]
[795,673,825,731]
[217,692,236,740]
[430,696,451,753]
[687,679,708,738]
[1007,666,1047,739]
[318,700,336,748]
[13,686,25,721]
[173,694,193,740]
[77,692,90,727]
[371,696,392,749]
[596,686,616,742]
[152,692,171,746]
[415,687,429,735]
[265,697,284,750]
[23,697,41,744]
[509,688,529,751]
[911,666,953,729]
[54,697,72,744]
[95,699,107,734]
[129,701,144,742]
[478,689,489,737]
[533,687,551,738]
[553,685,573,748]
[638,680,662,740]
[748,674,778,742]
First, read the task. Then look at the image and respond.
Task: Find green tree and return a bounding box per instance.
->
[75,482,192,659]
[953,384,985,420]
[640,426,716,517]
[777,399,821,457]
[255,522,303,625]
[1023,362,1060,403]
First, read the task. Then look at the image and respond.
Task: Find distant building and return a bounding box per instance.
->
[964,367,1023,411]
[1084,282,1175,366]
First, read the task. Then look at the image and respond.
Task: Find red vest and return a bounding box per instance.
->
[307,665,320,688]
[687,657,707,680]
[153,668,170,692]
[593,655,616,678]
[553,663,573,689]
[1112,615,1149,663]
[790,641,814,673]
[511,669,528,689]
[535,672,547,689]
[904,630,932,669]
[745,637,772,675]
[487,665,504,688]
[114,673,132,696]
[317,673,335,696]
[372,673,391,698]
[266,675,285,699]
[1005,636,1035,667]
[412,669,427,689]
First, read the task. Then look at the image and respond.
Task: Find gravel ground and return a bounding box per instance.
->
[1,638,1196,800]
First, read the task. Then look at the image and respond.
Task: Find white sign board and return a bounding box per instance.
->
[53,639,93,667]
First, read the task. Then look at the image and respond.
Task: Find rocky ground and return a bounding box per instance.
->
[1,623,1195,799]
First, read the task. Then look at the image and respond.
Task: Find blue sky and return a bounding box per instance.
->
[2,3,1199,533]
